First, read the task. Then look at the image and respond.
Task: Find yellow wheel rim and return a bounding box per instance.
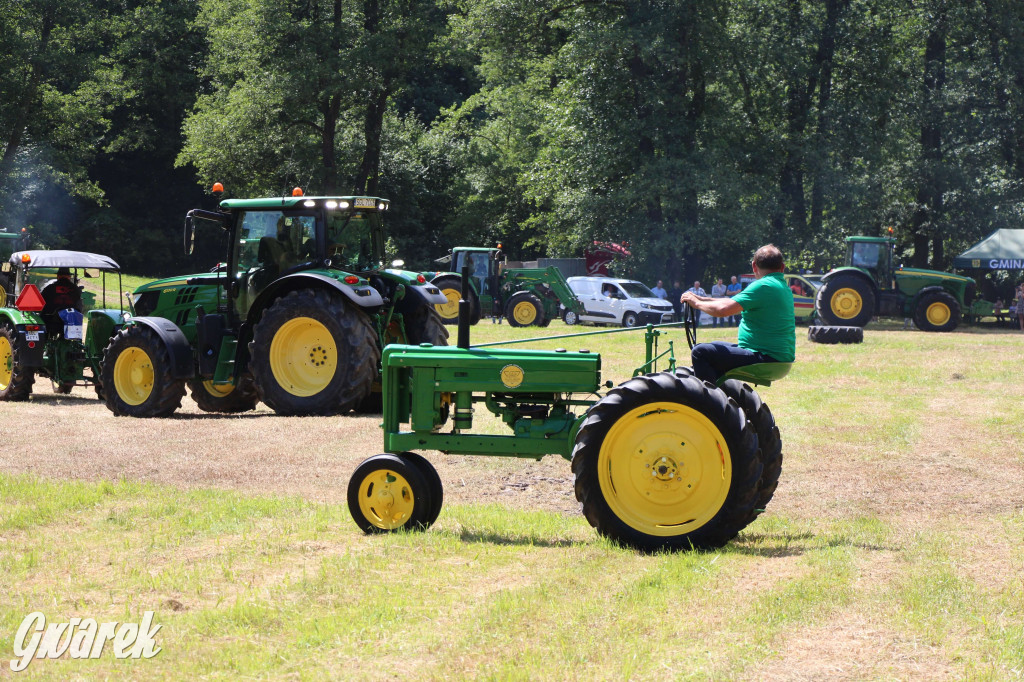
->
[0,335,12,392]
[269,317,337,397]
[435,287,461,320]
[512,301,538,325]
[202,380,235,398]
[598,401,731,537]
[0,289,6,307]
[830,288,863,320]
[926,302,951,326]
[113,347,154,406]
[357,468,417,530]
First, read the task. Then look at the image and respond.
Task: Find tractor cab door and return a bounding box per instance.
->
[233,210,318,316]
[848,241,889,284]
[454,250,496,297]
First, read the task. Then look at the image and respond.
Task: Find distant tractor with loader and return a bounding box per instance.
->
[0,250,129,400]
[815,235,975,331]
[101,186,448,418]
[346,288,789,552]
[428,246,585,327]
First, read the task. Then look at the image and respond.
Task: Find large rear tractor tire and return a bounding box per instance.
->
[250,288,378,416]
[0,324,34,401]
[187,375,259,413]
[347,453,434,533]
[718,379,783,517]
[815,274,875,327]
[404,305,450,347]
[572,371,761,552]
[807,325,863,344]
[913,290,960,332]
[505,292,545,327]
[432,275,480,326]
[102,325,186,417]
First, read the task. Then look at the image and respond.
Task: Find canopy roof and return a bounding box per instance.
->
[953,229,1024,270]
[9,250,120,270]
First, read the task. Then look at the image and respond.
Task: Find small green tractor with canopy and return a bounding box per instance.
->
[427,246,585,327]
[815,235,975,331]
[346,289,790,552]
[102,187,448,418]
[0,250,129,400]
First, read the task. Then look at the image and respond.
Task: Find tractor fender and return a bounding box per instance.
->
[0,308,46,368]
[909,285,959,308]
[126,316,194,379]
[246,272,384,325]
[820,267,879,295]
[396,282,449,312]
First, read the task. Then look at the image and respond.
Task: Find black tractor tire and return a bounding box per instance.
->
[505,291,545,327]
[913,290,961,332]
[404,304,450,347]
[572,371,761,552]
[250,288,378,416]
[815,274,875,327]
[347,453,434,533]
[807,325,864,344]
[187,374,259,413]
[622,311,640,328]
[399,452,444,527]
[718,379,783,517]
[0,323,34,401]
[562,308,580,325]
[102,325,186,417]
[432,275,479,326]
[52,381,74,394]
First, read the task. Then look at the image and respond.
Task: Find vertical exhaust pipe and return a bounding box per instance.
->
[457,260,471,348]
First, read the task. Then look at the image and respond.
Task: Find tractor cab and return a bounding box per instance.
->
[451,247,502,297]
[846,236,894,289]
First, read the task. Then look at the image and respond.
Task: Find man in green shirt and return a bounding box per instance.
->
[679,244,795,384]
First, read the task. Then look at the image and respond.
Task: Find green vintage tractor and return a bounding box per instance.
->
[346,299,789,552]
[427,246,585,327]
[815,236,975,331]
[101,187,448,418]
[0,250,130,400]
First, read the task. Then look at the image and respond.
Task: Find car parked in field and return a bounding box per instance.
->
[565,276,675,327]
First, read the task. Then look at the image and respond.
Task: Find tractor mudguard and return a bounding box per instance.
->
[247,272,384,322]
[820,266,875,288]
[395,282,448,313]
[0,308,46,367]
[127,316,194,379]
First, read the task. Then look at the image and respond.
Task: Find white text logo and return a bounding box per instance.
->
[11,611,162,672]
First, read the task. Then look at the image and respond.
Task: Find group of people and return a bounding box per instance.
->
[650,276,744,327]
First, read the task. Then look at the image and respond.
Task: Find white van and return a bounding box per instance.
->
[565,276,676,327]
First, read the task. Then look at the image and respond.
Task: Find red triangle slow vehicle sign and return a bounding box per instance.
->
[15,284,45,312]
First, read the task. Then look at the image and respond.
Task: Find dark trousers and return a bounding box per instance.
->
[691,341,777,385]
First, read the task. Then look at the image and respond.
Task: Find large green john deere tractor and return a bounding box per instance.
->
[0,250,129,400]
[427,246,584,327]
[102,189,449,418]
[815,236,975,331]
[346,295,789,552]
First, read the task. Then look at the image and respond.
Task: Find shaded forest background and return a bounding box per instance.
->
[2,0,1023,290]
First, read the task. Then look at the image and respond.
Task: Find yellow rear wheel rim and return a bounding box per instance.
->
[113,347,154,406]
[598,401,731,537]
[269,317,337,397]
[512,301,537,325]
[926,302,951,326]
[436,287,461,319]
[831,288,863,319]
[0,289,6,308]
[357,469,417,530]
[0,335,13,391]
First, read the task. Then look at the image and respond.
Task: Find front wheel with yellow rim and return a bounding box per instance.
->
[187,374,259,413]
[101,325,185,417]
[504,291,545,327]
[913,290,960,332]
[572,371,761,552]
[347,454,434,533]
[250,288,378,416]
[815,273,875,328]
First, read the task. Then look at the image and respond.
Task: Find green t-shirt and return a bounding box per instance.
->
[732,272,796,362]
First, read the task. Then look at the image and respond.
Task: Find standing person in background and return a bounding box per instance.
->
[667,280,684,319]
[651,279,667,300]
[710,277,727,328]
[1017,283,1024,331]
[726,275,742,326]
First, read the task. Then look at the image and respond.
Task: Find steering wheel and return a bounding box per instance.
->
[684,303,699,350]
[327,243,346,258]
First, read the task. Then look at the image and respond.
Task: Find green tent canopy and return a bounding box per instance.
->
[953,229,1024,269]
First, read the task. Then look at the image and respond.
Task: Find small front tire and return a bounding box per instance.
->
[505,292,545,327]
[347,454,434,533]
[102,326,186,417]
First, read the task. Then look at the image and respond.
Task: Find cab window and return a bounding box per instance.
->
[236,211,316,272]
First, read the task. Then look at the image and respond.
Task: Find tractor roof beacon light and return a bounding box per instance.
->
[211,182,224,197]
[292,187,304,197]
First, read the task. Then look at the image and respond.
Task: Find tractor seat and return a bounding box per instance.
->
[716,362,793,388]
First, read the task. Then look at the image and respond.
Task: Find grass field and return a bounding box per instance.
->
[1,320,1023,679]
